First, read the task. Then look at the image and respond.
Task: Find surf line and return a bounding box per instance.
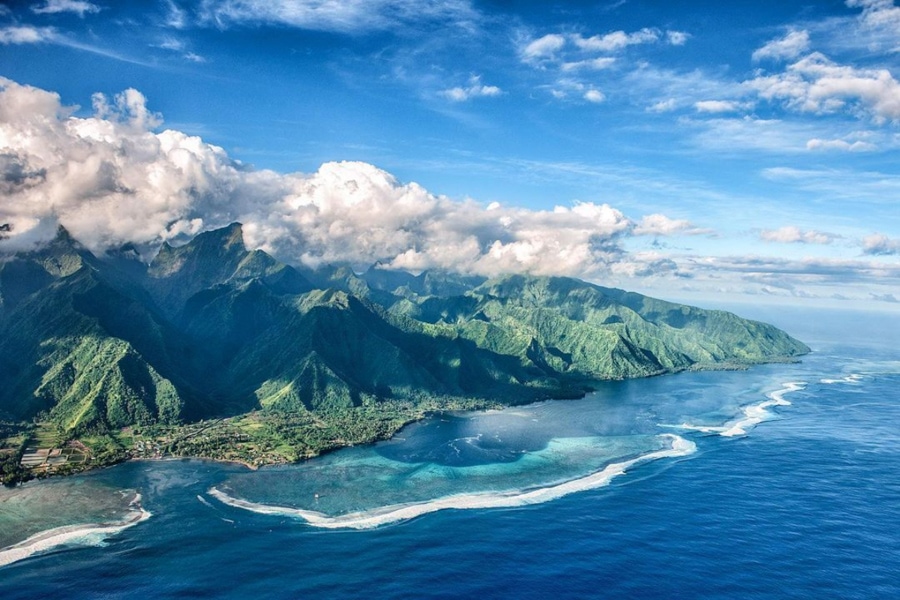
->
[667,381,807,437]
[208,433,696,530]
[0,494,151,569]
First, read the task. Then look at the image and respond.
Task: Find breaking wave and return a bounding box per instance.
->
[0,494,150,569]
[208,434,696,529]
[664,381,806,437]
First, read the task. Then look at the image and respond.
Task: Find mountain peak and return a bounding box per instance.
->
[188,222,246,253]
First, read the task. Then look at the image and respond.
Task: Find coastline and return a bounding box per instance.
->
[4,355,809,487]
[0,372,810,564]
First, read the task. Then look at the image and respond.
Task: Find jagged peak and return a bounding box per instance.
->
[197,222,245,250]
[49,224,84,250]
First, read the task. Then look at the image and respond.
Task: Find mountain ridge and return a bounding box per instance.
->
[0,224,809,472]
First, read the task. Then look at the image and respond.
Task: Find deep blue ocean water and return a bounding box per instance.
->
[1,306,898,598]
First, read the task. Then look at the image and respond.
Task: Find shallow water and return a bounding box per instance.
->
[1,307,898,598]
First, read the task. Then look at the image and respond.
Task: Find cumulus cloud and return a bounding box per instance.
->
[439,76,502,102]
[0,78,703,281]
[543,79,608,104]
[667,30,690,45]
[572,28,660,52]
[198,0,479,33]
[521,33,566,64]
[583,89,605,103]
[863,232,900,255]
[752,29,810,62]
[747,52,900,122]
[759,226,840,245]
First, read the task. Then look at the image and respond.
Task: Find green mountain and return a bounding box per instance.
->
[0,224,809,441]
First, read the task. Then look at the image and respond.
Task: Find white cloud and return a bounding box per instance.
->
[572,28,659,52]
[521,33,566,63]
[542,79,607,104]
[158,37,186,51]
[524,26,684,71]
[583,89,605,103]
[2,78,693,281]
[560,57,616,72]
[752,29,810,62]
[439,76,502,102]
[667,30,690,46]
[806,137,877,151]
[847,0,900,31]
[647,98,677,112]
[634,214,711,236]
[32,0,101,16]
[759,226,840,245]
[747,52,900,122]
[198,0,479,33]
[863,232,900,255]
[0,25,58,45]
[6,78,890,300]
[164,0,188,29]
[694,100,749,113]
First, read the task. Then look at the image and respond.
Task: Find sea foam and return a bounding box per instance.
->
[209,434,696,530]
[0,495,150,569]
[665,381,806,437]
[820,374,862,385]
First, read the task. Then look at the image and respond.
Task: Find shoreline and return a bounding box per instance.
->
[4,356,809,487]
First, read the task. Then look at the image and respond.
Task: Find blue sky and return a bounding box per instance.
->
[1,0,899,309]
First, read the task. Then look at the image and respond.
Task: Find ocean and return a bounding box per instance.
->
[1,306,898,598]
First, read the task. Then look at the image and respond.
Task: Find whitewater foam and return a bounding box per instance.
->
[663,381,806,438]
[820,374,863,385]
[0,494,150,569]
[209,434,696,530]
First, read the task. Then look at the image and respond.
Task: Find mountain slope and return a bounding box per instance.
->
[0,225,809,438]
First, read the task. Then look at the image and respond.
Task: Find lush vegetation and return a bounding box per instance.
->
[0,224,809,474]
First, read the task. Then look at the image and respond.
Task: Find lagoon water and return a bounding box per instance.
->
[1,307,899,598]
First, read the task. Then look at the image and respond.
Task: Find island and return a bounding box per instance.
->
[0,224,809,484]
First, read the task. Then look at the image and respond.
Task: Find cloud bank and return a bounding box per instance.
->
[0,78,704,280]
